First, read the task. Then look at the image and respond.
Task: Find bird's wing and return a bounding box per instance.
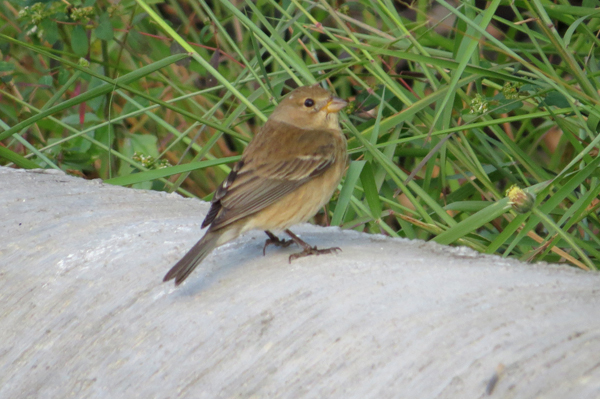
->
[203,122,340,231]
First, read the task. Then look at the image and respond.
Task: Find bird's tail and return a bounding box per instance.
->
[163,231,221,285]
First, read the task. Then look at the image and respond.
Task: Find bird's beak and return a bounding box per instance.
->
[325,96,348,113]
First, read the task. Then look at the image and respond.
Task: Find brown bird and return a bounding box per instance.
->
[164,84,348,285]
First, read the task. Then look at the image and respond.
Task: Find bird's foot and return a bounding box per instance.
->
[283,229,342,263]
[263,230,294,255]
[288,246,341,263]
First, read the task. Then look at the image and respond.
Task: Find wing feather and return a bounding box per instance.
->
[205,122,339,231]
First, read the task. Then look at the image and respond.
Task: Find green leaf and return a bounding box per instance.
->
[0,146,40,169]
[360,161,382,218]
[104,156,240,186]
[125,133,159,157]
[586,104,600,132]
[95,12,114,41]
[40,18,59,45]
[61,113,100,125]
[544,91,570,108]
[434,199,511,245]
[0,61,14,72]
[87,77,107,111]
[331,161,366,226]
[58,69,70,85]
[38,75,53,87]
[132,12,149,25]
[491,99,524,114]
[127,29,150,55]
[71,25,89,56]
[0,49,190,142]
[444,201,490,212]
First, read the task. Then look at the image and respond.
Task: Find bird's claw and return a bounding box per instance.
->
[263,236,294,255]
[288,246,341,263]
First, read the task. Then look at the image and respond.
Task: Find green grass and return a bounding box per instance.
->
[1,0,599,270]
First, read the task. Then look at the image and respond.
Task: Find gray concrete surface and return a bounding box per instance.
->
[1,166,599,399]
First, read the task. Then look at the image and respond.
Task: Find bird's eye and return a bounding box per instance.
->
[304,98,315,107]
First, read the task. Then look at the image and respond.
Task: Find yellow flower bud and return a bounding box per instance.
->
[506,185,535,213]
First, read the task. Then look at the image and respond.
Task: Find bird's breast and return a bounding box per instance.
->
[243,139,347,232]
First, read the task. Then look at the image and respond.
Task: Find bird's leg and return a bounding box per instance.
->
[284,229,341,263]
[263,230,294,255]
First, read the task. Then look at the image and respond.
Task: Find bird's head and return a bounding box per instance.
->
[269,84,348,131]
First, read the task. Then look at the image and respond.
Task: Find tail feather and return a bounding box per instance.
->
[164,231,220,285]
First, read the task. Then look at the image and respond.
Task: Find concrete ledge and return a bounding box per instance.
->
[1,166,599,398]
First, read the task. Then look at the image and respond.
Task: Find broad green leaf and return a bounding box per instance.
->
[0,61,14,72]
[71,25,89,57]
[95,12,114,41]
[40,18,59,45]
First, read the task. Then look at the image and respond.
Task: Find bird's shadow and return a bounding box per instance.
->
[167,234,294,297]
[163,229,344,297]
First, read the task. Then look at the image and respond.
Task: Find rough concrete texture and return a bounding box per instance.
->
[1,166,599,399]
